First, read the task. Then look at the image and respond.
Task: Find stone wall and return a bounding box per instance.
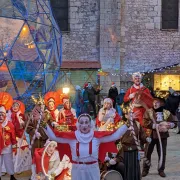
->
[99,0,121,93]
[62,0,100,61]
[120,0,180,74]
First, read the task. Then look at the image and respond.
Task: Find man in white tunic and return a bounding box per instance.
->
[41,113,129,180]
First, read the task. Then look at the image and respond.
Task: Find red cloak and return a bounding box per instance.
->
[53,129,118,162]
[33,148,69,180]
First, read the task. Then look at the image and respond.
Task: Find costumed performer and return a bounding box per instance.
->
[32,140,72,180]
[0,92,17,180]
[58,97,77,127]
[6,100,31,173]
[44,91,60,127]
[42,113,130,180]
[124,72,153,126]
[96,98,121,131]
[107,106,150,180]
[142,98,176,178]
[26,97,48,157]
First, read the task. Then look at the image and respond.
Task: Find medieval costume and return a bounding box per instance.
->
[0,92,17,180]
[58,98,77,128]
[32,140,72,180]
[44,91,60,127]
[26,104,48,157]
[43,113,129,180]
[96,98,121,131]
[108,82,118,108]
[5,100,31,173]
[108,111,149,180]
[124,72,153,126]
[142,98,175,178]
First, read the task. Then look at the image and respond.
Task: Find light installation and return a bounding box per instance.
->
[0,0,62,110]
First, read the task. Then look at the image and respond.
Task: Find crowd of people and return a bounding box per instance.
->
[0,72,179,180]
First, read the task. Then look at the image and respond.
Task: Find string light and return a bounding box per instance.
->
[98,63,179,77]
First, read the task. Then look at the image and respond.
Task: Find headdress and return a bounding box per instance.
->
[12,100,25,114]
[44,91,60,108]
[62,97,69,104]
[0,92,13,111]
[104,98,113,105]
[132,72,142,79]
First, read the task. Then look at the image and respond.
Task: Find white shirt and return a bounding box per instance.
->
[45,125,128,162]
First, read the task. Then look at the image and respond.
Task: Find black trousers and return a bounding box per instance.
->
[89,100,97,118]
[143,138,167,172]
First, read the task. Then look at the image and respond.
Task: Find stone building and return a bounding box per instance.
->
[51,0,180,94]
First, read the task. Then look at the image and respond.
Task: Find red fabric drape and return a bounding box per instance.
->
[54,129,118,162]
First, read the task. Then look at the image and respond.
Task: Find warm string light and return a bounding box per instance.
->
[97,63,180,76]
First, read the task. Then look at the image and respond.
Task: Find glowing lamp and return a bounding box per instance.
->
[63,87,70,94]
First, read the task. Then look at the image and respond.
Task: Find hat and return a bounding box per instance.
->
[12,100,25,114]
[44,139,57,147]
[132,72,142,79]
[44,91,60,107]
[0,106,6,114]
[84,83,88,88]
[111,82,116,87]
[104,98,113,105]
[75,85,81,90]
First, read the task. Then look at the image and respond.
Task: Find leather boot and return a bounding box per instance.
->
[10,175,17,180]
[159,171,166,177]
[142,170,149,177]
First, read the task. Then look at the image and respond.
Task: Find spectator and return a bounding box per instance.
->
[74,85,83,117]
[165,88,180,122]
[108,82,119,108]
[86,82,101,118]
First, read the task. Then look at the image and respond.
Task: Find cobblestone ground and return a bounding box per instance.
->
[142,131,180,180]
[2,131,180,180]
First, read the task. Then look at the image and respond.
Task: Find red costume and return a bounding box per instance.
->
[58,98,77,127]
[124,84,152,126]
[53,129,119,162]
[96,98,121,131]
[33,148,70,180]
[1,121,17,152]
[7,100,26,138]
[44,91,60,123]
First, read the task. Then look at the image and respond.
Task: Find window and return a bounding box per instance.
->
[50,0,69,31]
[162,0,179,30]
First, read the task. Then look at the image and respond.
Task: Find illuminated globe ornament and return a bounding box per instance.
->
[0,0,62,110]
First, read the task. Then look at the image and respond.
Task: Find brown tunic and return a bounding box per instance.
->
[143,108,174,139]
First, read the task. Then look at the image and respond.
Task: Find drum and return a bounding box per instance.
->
[100,170,123,180]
